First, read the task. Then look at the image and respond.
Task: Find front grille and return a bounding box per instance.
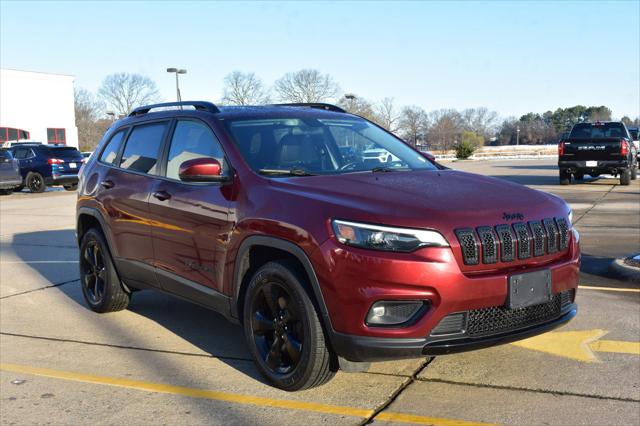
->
[456,217,570,265]
[466,292,563,337]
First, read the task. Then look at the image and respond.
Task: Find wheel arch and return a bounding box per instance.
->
[232,236,333,333]
[76,207,118,258]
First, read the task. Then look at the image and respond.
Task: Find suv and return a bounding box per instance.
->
[0,148,22,194]
[10,144,84,192]
[76,101,579,391]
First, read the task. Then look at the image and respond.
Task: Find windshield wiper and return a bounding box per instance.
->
[258,168,317,176]
[371,166,410,173]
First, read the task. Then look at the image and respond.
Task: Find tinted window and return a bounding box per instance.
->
[13,147,34,160]
[8,128,18,140]
[224,116,436,175]
[99,130,127,165]
[166,120,227,180]
[120,122,167,174]
[569,122,627,139]
[51,147,83,160]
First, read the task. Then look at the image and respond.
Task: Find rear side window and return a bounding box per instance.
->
[13,147,34,160]
[119,122,168,174]
[165,120,228,180]
[99,130,127,165]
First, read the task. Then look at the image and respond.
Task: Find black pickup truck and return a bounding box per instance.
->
[558,121,638,185]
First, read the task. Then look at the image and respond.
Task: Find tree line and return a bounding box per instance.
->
[75,70,639,152]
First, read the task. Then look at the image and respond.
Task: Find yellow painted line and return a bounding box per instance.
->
[579,285,640,293]
[590,340,640,356]
[0,363,492,426]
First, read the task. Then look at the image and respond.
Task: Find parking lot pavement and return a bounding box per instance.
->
[1,158,639,425]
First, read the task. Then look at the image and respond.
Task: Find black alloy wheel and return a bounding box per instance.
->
[26,172,45,193]
[243,261,334,391]
[249,280,303,375]
[81,241,106,305]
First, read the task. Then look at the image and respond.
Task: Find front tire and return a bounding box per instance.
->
[243,261,335,391]
[26,172,46,193]
[559,169,571,185]
[620,168,631,185]
[79,228,130,313]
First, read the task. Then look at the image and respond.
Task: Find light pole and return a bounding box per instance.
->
[166,68,187,103]
[516,126,520,146]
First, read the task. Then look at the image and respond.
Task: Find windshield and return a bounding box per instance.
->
[224,117,436,175]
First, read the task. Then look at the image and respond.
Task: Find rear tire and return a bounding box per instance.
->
[0,189,12,195]
[559,169,571,185]
[26,172,46,193]
[620,169,631,185]
[79,228,130,313]
[243,260,335,391]
[631,165,638,181]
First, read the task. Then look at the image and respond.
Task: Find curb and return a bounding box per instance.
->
[608,258,640,284]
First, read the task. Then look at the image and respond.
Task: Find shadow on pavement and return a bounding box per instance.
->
[10,229,270,410]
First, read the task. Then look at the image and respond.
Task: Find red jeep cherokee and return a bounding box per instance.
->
[76,101,579,390]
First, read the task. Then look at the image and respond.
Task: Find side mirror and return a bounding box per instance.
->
[178,157,229,183]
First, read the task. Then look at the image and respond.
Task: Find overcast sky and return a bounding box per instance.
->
[2,1,638,119]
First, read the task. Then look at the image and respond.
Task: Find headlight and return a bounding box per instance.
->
[332,219,449,252]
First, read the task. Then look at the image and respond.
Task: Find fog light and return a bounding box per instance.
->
[366,301,427,326]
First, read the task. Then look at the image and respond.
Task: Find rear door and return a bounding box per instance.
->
[0,149,19,182]
[11,146,36,177]
[97,121,170,287]
[147,118,234,297]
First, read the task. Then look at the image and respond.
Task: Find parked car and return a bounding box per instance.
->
[361,147,400,165]
[1,140,43,148]
[0,148,22,195]
[628,126,639,161]
[10,144,84,192]
[77,101,579,391]
[558,121,638,185]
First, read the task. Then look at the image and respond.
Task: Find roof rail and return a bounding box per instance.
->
[274,103,346,113]
[128,101,220,117]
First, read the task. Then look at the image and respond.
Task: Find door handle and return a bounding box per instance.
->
[100,180,114,189]
[153,190,171,201]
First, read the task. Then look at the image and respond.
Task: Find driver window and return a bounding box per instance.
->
[166,120,228,180]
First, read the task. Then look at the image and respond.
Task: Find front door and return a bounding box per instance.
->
[148,118,234,296]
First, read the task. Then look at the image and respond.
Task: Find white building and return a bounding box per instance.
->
[0,68,78,148]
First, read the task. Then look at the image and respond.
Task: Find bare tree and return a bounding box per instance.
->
[338,94,378,122]
[375,98,400,133]
[222,71,269,105]
[75,88,108,151]
[274,69,339,103]
[98,73,160,116]
[398,106,428,146]
[461,107,499,138]
[427,109,464,151]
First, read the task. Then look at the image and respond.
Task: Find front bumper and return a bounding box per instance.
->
[332,305,576,361]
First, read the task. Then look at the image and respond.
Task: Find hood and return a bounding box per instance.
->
[270,169,569,232]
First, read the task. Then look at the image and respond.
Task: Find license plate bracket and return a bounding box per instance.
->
[507,269,552,309]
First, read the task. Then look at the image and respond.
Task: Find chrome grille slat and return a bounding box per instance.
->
[476,226,498,264]
[455,228,479,265]
[543,218,559,253]
[495,224,516,262]
[513,222,532,259]
[457,217,569,265]
[528,220,546,257]
[556,217,569,250]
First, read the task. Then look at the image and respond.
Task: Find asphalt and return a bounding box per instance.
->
[0,158,638,425]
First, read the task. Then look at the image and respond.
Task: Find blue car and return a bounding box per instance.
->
[10,143,84,192]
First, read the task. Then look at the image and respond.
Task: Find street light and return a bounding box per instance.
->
[516,126,520,146]
[166,67,187,104]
